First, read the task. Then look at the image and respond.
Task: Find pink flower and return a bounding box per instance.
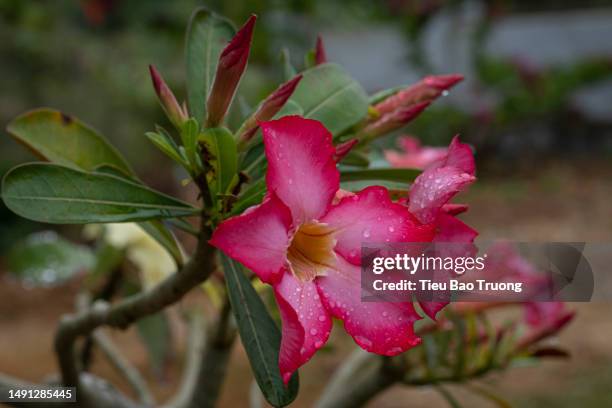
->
[211,116,435,383]
[404,136,478,319]
[385,136,449,169]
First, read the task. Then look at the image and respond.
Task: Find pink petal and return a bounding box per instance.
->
[274,272,332,383]
[434,213,478,243]
[409,166,475,224]
[430,136,475,175]
[441,203,469,216]
[316,257,422,355]
[209,194,292,284]
[261,116,339,224]
[322,186,435,265]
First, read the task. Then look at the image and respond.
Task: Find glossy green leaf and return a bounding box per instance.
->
[289,63,368,135]
[200,127,238,201]
[6,231,95,287]
[222,255,299,407]
[2,163,199,224]
[7,108,133,174]
[138,221,184,267]
[339,168,420,183]
[185,8,235,124]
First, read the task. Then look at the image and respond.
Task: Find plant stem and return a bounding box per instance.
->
[187,298,236,408]
[316,350,399,408]
[54,219,216,389]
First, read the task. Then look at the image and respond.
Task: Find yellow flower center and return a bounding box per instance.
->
[287,221,337,282]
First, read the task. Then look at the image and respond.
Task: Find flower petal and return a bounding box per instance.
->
[409,166,475,224]
[434,213,478,243]
[316,256,422,355]
[274,272,332,383]
[430,136,475,175]
[210,194,292,284]
[261,116,339,224]
[322,186,435,265]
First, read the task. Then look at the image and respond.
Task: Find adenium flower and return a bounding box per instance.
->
[211,116,435,383]
[385,135,449,170]
[404,136,478,318]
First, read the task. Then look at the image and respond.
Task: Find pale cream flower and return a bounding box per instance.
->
[85,223,176,290]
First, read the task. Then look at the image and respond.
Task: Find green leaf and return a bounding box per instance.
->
[185,8,235,124]
[145,131,188,168]
[2,163,199,224]
[138,221,184,267]
[340,168,420,183]
[289,63,368,135]
[340,150,370,167]
[200,127,238,202]
[279,48,297,81]
[229,178,266,217]
[136,312,173,377]
[222,255,299,407]
[6,231,95,287]
[7,108,133,174]
[179,119,200,171]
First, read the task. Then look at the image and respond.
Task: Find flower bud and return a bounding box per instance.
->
[360,101,431,141]
[238,75,303,144]
[206,15,257,127]
[315,35,327,65]
[333,138,358,163]
[149,65,188,128]
[374,74,463,117]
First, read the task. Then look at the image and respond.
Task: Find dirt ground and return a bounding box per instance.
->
[1,159,611,407]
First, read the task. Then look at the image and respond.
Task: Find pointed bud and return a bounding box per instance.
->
[516,310,575,351]
[333,138,358,162]
[374,74,463,117]
[206,15,257,127]
[360,101,431,141]
[149,65,188,128]
[315,35,327,65]
[238,75,303,145]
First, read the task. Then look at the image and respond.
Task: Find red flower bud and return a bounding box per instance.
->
[361,101,431,141]
[374,74,463,117]
[315,35,327,65]
[149,65,188,128]
[333,138,358,162]
[238,75,303,144]
[206,15,257,127]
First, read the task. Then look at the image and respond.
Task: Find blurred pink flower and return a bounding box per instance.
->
[385,135,449,169]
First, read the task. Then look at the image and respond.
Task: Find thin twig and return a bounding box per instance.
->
[92,330,154,405]
[162,311,207,408]
[54,220,216,389]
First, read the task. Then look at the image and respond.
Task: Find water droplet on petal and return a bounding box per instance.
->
[315,340,324,348]
[363,229,371,238]
[318,315,326,322]
[355,335,373,348]
[310,328,318,336]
